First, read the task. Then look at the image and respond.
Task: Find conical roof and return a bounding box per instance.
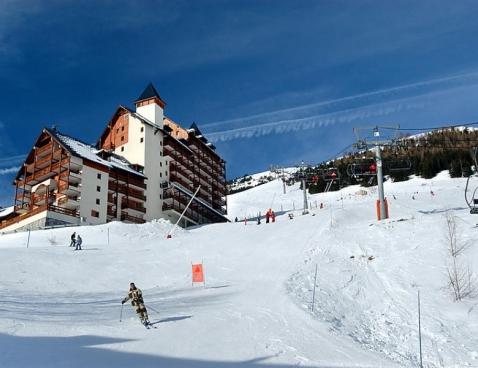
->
[135,83,164,104]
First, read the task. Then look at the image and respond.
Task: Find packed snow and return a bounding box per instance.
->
[1,172,478,367]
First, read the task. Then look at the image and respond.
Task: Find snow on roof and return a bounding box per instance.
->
[0,206,14,219]
[49,129,144,177]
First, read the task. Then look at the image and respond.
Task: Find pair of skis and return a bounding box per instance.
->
[143,321,157,329]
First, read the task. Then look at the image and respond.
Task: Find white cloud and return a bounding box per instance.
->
[0,166,19,175]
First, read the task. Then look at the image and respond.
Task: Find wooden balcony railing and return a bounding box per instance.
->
[121,200,146,213]
[120,211,145,224]
[108,182,146,200]
[0,204,79,230]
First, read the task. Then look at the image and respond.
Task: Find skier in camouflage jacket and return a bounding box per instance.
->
[121,282,150,325]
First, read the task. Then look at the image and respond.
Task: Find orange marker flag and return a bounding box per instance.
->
[192,263,205,285]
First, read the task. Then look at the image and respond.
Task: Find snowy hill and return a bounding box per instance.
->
[1,172,478,367]
[227,168,297,195]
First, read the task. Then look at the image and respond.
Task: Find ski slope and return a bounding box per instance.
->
[0,172,477,367]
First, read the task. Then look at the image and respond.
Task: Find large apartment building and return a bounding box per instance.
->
[0,84,228,232]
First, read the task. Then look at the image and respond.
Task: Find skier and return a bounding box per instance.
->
[69,232,76,247]
[75,234,82,250]
[265,209,270,223]
[121,282,150,326]
[271,210,276,223]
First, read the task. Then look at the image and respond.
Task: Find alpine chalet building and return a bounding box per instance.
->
[0,84,228,232]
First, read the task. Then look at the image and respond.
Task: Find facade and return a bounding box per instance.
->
[0,84,227,232]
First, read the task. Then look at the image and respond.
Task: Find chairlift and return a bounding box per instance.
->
[465,147,478,214]
[387,157,412,172]
[465,175,478,214]
[322,168,339,182]
[346,158,376,179]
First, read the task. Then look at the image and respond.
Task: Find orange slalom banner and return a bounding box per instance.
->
[192,263,205,285]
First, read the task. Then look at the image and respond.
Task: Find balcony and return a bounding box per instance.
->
[121,199,146,213]
[120,211,145,224]
[0,204,79,230]
[107,206,117,217]
[57,195,80,209]
[35,143,53,157]
[68,171,82,184]
[108,181,146,200]
[169,173,193,192]
[31,192,55,206]
[58,182,81,195]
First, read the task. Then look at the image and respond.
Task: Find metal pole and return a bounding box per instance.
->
[311,264,318,311]
[26,229,31,248]
[107,227,110,246]
[418,290,423,368]
[167,185,201,239]
[375,144,386,220]
[282,169,286,194]
[302,177,309,215]
[120,303,124,322]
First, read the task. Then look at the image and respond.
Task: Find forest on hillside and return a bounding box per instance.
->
[303,128,478,194]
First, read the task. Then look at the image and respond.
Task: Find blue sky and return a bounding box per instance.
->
[2,0,478,206]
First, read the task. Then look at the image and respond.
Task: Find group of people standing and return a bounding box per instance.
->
[69,232,83,250]
[265,208,276,223]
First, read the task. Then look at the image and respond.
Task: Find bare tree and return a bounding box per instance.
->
[445,213,477,301]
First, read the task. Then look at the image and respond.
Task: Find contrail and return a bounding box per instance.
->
[207,99,425,142]
[203,70,478,134]
[0,154,26,163]
[0,167,19,175]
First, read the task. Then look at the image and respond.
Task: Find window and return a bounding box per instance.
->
[160,141,162,146]
[160,162,162,167]
[160,194,162,199]
[97,173,101,180]
[121,147,125,152]
[97,186,101,192]
[121,136,124,142]
[121,126,125,131]
[91,210,99,218]
[116,128,119,134]
[165,171,168,176]
[140,138,144,143]
[160,172,162,177]
[140,127,144,132]
[96,199,100,205]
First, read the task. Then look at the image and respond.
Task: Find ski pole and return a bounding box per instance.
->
[145,304,160,315]
[120,304,124,322]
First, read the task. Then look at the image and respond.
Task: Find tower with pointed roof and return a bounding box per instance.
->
[134,82,166,128]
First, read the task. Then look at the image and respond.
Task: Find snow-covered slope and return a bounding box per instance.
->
[0,173,477,367]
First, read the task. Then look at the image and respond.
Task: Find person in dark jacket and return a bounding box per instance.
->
[121,282,150,326]
[69,232,76,247]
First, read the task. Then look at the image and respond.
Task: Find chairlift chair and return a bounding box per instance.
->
[387,157,412,172]
[465,175,478,214]
[346,158,376,179]
[322,168,340,182]
[465,147,478,214]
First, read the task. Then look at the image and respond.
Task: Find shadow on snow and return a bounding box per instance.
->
[0,332,383,368]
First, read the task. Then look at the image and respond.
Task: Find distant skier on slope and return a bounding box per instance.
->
[69,232,76,247]
[121,282,150,326]
[75,234,82,250]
